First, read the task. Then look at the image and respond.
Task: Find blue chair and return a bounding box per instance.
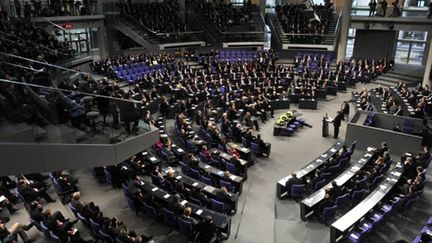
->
[40,222,51,241]
[211,199,225,213]
[403,196,418,211]
[290,184,305,199]
[347,224,371,242]
[162,208,177,226]
[321,172,332,179]
[122,182,130,197]
[220,179,234,192]
[319,205,337,224]
[178,217,194,236]
[242,137,250,148]
[179,161,190,174]
[371,174,384,188]
[201,175,213,186]
[210,158,220,168]
[50,231,62,243]
[200,152,209,163]
[349,140,357,153]
[90,218,105,241]
[314,179,327,191]
[104,168,113,186]
[190,168,201,179]
[335,193,349,207]
[189,196,203,207]
[352,189,366,205]
[69,204,79,219]
[77,212,90,227]
[142,202,161,219]
[225,162,237,175]
[151,173,165,186]
[99,229,114,243]
[250,142,260,156]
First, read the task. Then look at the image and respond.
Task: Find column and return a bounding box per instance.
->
[336,0,353,62]
[97,23,108,59]
[423,31,432,86]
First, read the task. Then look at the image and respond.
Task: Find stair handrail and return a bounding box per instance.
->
[279,11,342,38]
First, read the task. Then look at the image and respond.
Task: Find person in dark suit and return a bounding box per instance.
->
[196,216,220,243]
[117,93,139,134]
[180,207,198,227]
[17,180,55,203]
[327,181,343,200]
[381,0,388,16]
[315,192,334,214]
[285,173,303,196]
[369,0,377,16]
[331,110,344,138]
[341,101,350,120]
[191,186,211,206]
[168,194,185,215]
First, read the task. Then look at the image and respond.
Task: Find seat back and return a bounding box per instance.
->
[314,179,327,191]
[178,217,194,235]
[404,196,418,210]
[352,189,366,205]
[371,174,384,188]
[40,222,51,240]
[162,208,177,226]
[143,202,158,218]
[250,142,260,155]
[201,175,213,186]
[322,205,337,221]
[179,161,190,174]
[90,218,103,238]
[200,152,209,163]
[241,137,249,148]
[30,219,43,232]
[69,204,79,218]
[225,162,236,175]
[189,196,203,207]
[291,184,305,197]
[220,179,233,192]
[190,168,201,179]
[99,229,114,242]
[50,231,62,243]
[103,168,113,185]
[211,199,225,213]
[77,212,90,227]
[349,140,357,153]
[122,182,130,197]
[335,193,349,206]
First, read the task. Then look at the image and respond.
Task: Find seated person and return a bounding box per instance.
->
[284,173,303,196]
[168,194,185,215]
[326,181,343,200]
[164,170,184,193]
[117,228,153,243]
[215,187,232,213]
[180,207,198,227]
[70,192,100,220]
[0,219,33,243]
[315,192,334,214]
[191,186,211,206]
[196,216,220,243]
[17,179,55,203]
[253,134,271,156]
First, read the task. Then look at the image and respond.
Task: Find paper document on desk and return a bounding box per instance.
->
[178,148,184,152]
[196,209,203,215]
[392,172,402,177]
[229,175,237,180]
[180,200,187,206]
[152,187,159,192]
[192,182,199,187]
[150,157,157,162]
[330,148,337,153]
[163,194,170,199]
[320,154,328,158]
[176,176,182,180]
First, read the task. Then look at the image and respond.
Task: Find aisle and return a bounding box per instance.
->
[227,84,375,243]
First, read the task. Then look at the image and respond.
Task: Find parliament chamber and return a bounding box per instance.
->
[0,0,432,243]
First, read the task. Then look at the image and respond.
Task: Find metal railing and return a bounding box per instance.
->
[351,6,429,17]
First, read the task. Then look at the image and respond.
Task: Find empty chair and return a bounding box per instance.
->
[403,196,419,211]
[76,212,90,227]
[290,184,305,199]
[103,168,113,186]
[351,189,366,205]
[211,199,226,213]
[201,175,213,186]
[190,168,201,179]
[371,174,384,188]
[242,137,250,148]
[179,161,190,174]
[319,205,337,224]
[40,222,51,241]
[314,179,327,191]
[90,218,105,241]
[335,193,349,207]
[225,162,236,175]
[178,217,194,236]
[189,196,203,207]
[250,142,260,156]
[162,208,177,226]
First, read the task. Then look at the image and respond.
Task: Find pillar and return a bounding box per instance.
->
[97,23,108,59]
[423,31,432,86]
[179,0,186,23]
[336,0,353,62]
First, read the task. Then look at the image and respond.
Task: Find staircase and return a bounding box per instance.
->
[188,11,225,45]
[322,16,339,45]
[372,70,422,87]
[112,16,159,50]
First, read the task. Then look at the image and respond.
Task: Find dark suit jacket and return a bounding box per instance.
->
[333,113,344,127]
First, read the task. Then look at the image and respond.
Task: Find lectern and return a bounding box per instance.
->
[322,116,333,137]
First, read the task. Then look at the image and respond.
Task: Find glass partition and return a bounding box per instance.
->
[395,30,427,64]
